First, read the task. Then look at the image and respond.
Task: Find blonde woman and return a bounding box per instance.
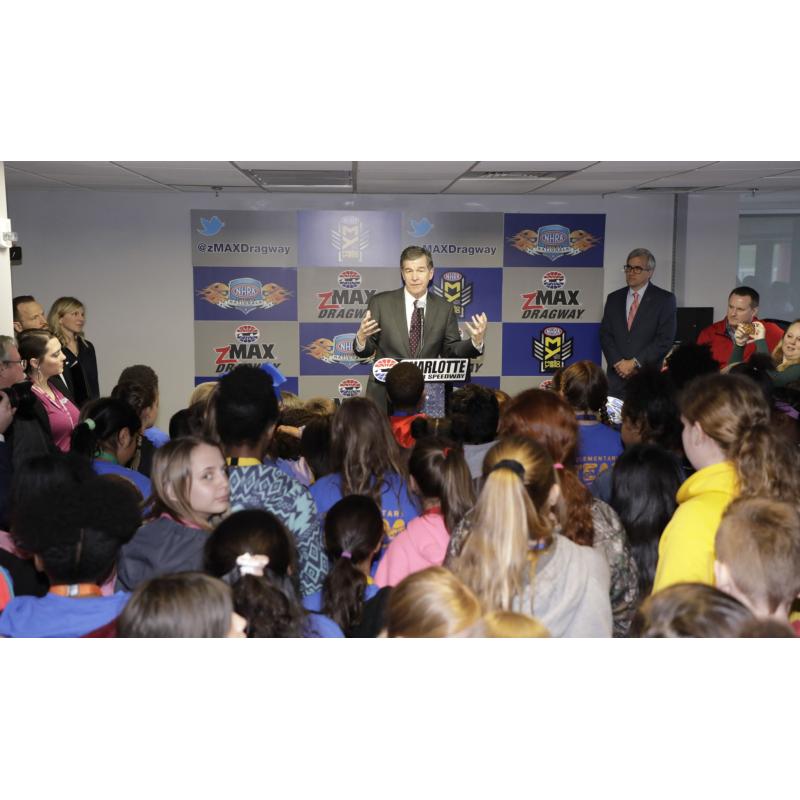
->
[47,296,99,406]
[729,319,800,387]
[448,437,612,638]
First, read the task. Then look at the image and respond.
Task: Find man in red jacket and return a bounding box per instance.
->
[696,286,784,369]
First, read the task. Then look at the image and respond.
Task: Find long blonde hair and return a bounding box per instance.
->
[47,296,86,347]
[450,437,561,612]
[772,319,800,369]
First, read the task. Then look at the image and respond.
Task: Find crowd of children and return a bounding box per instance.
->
[2,315,800,637]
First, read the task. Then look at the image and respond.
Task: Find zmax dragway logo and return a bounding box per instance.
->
[509,225,601,262]
[331,216,370,264]
[520,271,586,320]
[213,326,279,373]
[316,271,376,319]
[197,278,292,316]
[532,326,574,372]
[302,333,363,370]
[431,271,473,317]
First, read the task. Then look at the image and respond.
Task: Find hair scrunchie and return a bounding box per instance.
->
[341,550,353,560]
[490,459,525,478]
[84,418,96,431]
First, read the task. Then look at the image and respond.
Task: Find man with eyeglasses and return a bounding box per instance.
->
[599,248,676,398]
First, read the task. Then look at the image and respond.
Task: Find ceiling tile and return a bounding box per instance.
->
[690,162,800,172]
[445,178,555,194]
[234,161,352,170]
[3,169,77,188]
[579,161,716,174]
[118,162,255,185]
[357,162,474,179]
[356,179,455,193]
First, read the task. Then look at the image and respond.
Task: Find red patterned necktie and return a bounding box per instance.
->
[627,291,639,331]
[409,299,423,356]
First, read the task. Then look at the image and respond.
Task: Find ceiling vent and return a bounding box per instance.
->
[467,170,575,180]
[243,169,353,190]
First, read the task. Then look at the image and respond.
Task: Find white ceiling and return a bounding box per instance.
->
[5,161,800,196]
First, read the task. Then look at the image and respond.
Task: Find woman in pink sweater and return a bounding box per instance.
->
[376,437,475,587]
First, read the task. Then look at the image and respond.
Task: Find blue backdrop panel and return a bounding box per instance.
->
[298,210,401,267]
[429,267,503,322]
[299,322,373,376]
[502,322,602,376]
[503,214,606,268]
[193,267,298,321]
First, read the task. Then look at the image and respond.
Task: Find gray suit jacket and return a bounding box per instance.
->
[353,287,480,410]
[599,282,677,398]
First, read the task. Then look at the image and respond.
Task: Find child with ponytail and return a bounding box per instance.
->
[653,373,800,592]
[448,436,612,637]
[71,397,152,499]
[315,494,389,637]
[376,437,475,587]
[206,508,343,637]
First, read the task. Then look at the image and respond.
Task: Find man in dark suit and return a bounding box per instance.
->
[599,247,677,398]
[353,246,488,411]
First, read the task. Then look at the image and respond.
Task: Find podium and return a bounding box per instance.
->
[372,357,471,418]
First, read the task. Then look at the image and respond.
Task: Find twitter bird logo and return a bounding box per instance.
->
[408,217,434,238]
[197,216,225,237]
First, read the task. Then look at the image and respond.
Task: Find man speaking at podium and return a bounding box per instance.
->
[353,246,488,411]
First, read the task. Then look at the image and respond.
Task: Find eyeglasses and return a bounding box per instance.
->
[623,265,652,274]
[1,359,27,369]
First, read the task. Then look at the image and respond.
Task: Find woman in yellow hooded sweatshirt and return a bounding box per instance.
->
[652,374,800,593]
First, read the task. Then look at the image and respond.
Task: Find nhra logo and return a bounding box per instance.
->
[532,326,574,372]
[338,378,362,398]
[213,339,278,374]
[509,226,602,262]
[372,358,398,383]
[432,271,473,318]
[331,216,370,264]
[316,272,376,319]
[302,333,363,370]
[197,278,292,315]
[338,270,362,289]
[235,325,260,344]
[520,272,584,320]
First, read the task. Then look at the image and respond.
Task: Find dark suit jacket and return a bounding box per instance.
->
[599,282,677,398]
[353,288,480,410]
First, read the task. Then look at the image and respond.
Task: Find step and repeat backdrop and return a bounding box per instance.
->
[192,210,606,399]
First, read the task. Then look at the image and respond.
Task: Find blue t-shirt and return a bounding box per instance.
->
[0,591,130,638]
[575,424,623,488]
[92,459,152,499]
[310,472,421,546]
